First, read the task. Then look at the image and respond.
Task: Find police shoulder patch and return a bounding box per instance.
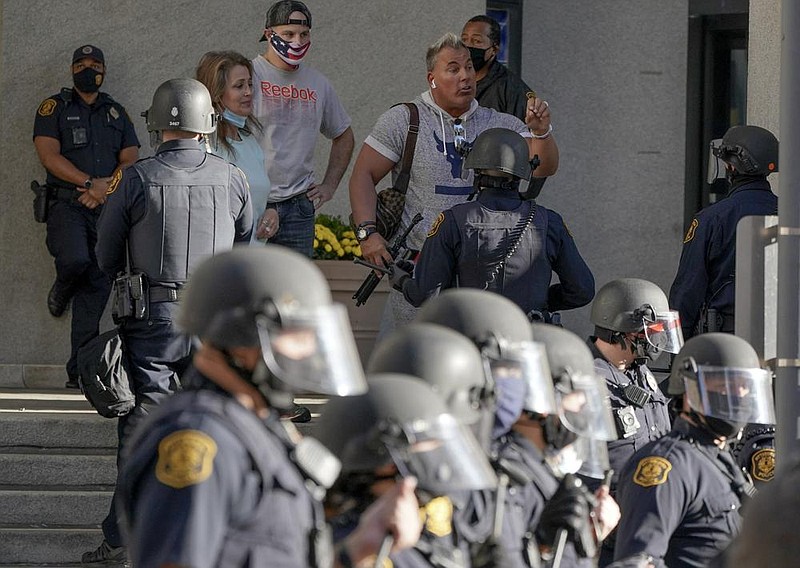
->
[106,169,123,196]
[38,98,58,117]
[420,496,453,537]
[683,218,699,243]
[633,456,672,487]
[751,448,775,482]
[155,430,218,489]
[427,212,446,238]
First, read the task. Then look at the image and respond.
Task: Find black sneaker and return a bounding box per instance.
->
[81,539,128,566]
[65,377,80,389]
[281,403,311,423]
[47,280,72,318]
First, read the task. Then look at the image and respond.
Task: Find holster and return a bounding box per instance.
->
[112,272,148,324]
[30,181,52,223]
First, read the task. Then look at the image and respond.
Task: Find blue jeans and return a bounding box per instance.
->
[268,192,315,257]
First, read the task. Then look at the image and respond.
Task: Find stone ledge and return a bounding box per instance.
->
[0,365,66,390]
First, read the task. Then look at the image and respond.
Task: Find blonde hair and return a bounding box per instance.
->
[195,50,261,158]
[426,32,467,72]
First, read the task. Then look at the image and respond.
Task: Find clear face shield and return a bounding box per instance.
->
[382,413,498,495]
[545,434,611,478]
[256,302,367,396]
[707,138,727,183]
[557,372,618,442]
[641,310,684,355]
[488,341,558,416]
[684,365,776,425]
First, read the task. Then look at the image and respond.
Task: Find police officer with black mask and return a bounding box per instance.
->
[318,373,498,568]
[85,78,252,564]
[33,45,140,389]
[390,128,594,324]
[588,278,684,495]
[614,333,776,567]
[118,247,423,567]
[670,125,779,339]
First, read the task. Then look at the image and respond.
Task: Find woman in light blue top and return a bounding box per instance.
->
[197,51,279,243]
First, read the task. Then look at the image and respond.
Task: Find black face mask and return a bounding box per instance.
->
[704,415,746,439]
[540,414,578,450]
[73,68,104,93]
[468,46,491,73]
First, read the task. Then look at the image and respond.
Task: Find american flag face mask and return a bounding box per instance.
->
[269,33,311,66]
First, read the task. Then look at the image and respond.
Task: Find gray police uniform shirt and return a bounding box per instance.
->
[365,90,530,335]
[251,55,351,201]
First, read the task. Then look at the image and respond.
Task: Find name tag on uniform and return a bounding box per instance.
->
[66,115,80,121]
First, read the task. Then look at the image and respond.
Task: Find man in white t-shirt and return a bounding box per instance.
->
[252,0,354,257]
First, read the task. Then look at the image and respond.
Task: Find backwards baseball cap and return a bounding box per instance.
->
[259,0,312,41]
[72,45,105,65]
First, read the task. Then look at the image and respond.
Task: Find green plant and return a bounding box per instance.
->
[313,214,362,260]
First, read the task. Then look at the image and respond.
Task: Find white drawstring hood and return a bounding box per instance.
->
[421,90,479,156]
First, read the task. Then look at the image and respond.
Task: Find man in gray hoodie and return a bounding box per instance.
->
[349,32,558,334]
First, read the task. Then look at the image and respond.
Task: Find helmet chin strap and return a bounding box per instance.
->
[222,350,294,412]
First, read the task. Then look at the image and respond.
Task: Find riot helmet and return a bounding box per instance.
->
[713,125,779,177]
[528,323,617,477]
[178,247,366,405]
[315,373,498,495]
[590,278,683,363]
[367,323,498,449]
[415,289,558,435]
[142,78,216,135]
[464,128,533,180]
[668,333,775,438]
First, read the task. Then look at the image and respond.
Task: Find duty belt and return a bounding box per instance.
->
[149,286,183,303]
[50,186,80,202]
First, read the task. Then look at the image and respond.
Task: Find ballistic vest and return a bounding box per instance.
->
[129,153,236,285]
[451,200,552,314]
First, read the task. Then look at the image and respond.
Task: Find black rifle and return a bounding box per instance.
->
[352,213,423,307]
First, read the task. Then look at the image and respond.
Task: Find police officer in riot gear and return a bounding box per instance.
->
[517,323,620,567]
[588,278,683,494]
[86,78,252,563]
[390,128,593,323]
[117,247,423,567]
[614,333,776,567]
[370,317,556,568]
[319,373,498,568]
[670,125,779,339]
[33,45,140,389]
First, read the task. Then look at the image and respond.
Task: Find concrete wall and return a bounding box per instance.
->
[0,0,481,381]
[520,1,689,338]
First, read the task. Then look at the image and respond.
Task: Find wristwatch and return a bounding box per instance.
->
[83,178,93,189]
[356,225,378,242]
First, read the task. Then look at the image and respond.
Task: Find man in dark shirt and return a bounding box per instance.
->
[33,45,139,388]
[461,15,535,121]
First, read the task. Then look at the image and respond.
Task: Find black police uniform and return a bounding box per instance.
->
[400,189,595,319]
[118,368,330,567]
[669,178,777,339]
[614,416,748,568]
[33,87,139,383]
[95,138,252,547]
[494,431,593,568]
[588,340,671,489]
[476,60,534,122]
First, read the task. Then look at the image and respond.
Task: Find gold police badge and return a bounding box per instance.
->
[419,496,453,537]
[633,456,672,487]
[38,98,57,117]
[683,218,699,243]
[155,430,218,489]
[106,169,123,195]
[427,212,445,238]
[751,448,775,482]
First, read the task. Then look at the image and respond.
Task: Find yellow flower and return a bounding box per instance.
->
[313,238,319,248]
[324,243,332,252]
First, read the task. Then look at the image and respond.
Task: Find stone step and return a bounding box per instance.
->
[0,451,117,487]
[0,489,112,527]
[0,527,105,566]
[0,412,117,450]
